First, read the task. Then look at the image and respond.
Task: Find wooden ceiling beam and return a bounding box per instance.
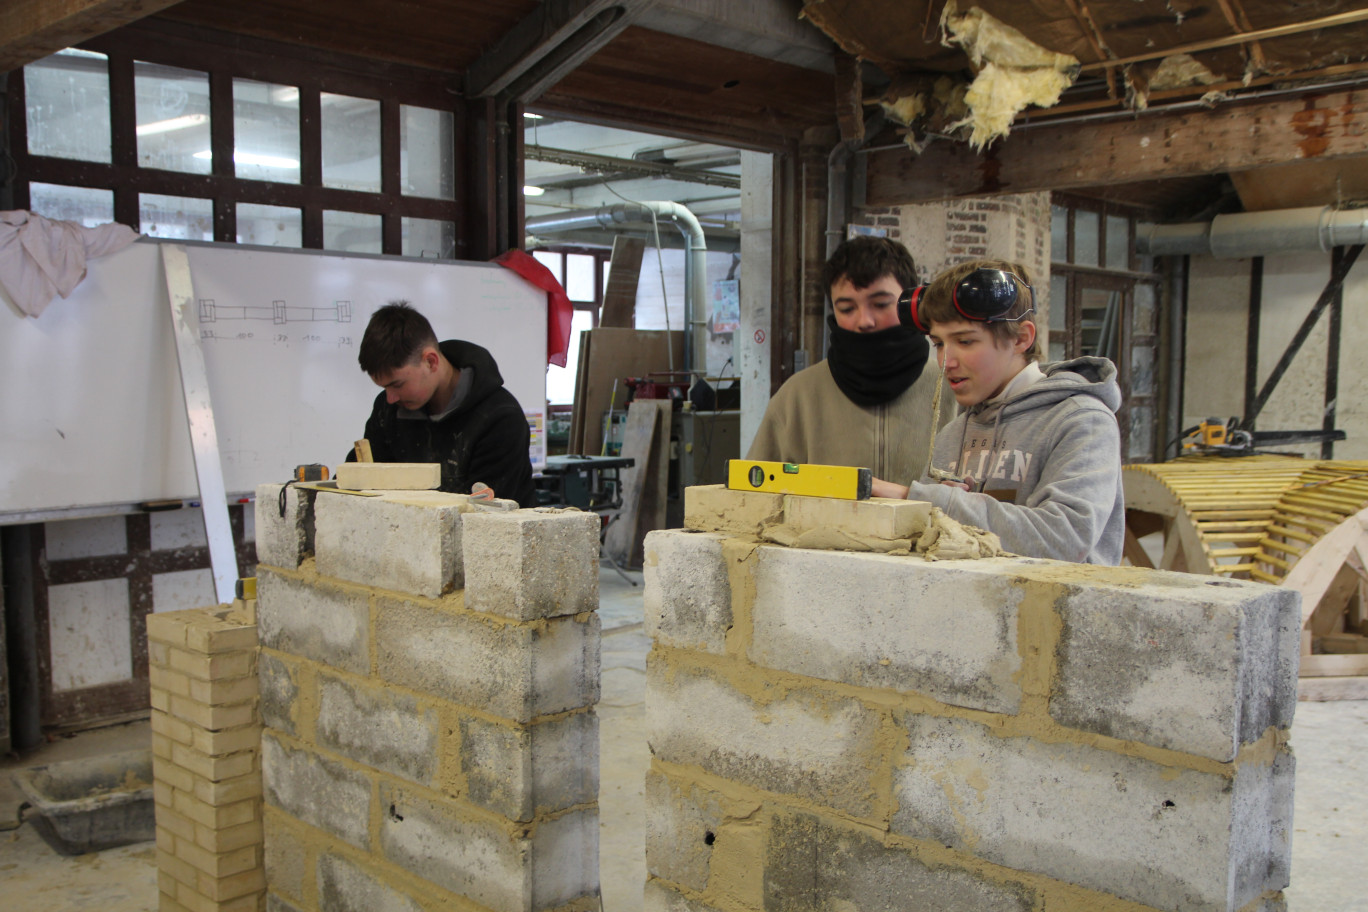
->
[0,0,180,72]
[862,87,1368,206]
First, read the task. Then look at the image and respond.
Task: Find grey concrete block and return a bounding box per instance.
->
[263,810,308,903]
[644,770,726,892]
[749,548,1024,714]
[891,714,1295,912]
[379,784,599,912]
[262,732,370,851]
[646,657,884,818]
[255,483,317,569]
[315,490,468,598]
[643,880,725,912]
[317,852,423,912]
[1051,574,1301,761]
[644,530,732,655]
[463,509,601,620]
[376,597,599,722]
[461,710,599,821]
[257,567,369,675]
[317,671,438,786]
[765,811,1035,912]
[257,650,300,737]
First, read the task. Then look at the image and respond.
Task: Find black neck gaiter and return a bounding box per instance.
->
[825,314,930,407]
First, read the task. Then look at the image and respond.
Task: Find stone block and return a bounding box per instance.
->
[643,880,726,912]
[379,785,598,912]
[460,710,599,821]
[891,714,1294,912]
[644,530,731,655]
[644,770,730,892]
[255,483,317,569]
[376,597,599,722]
[257,568,370,676]
[315,490,468,597]
[263,811,308,903]
[1050,573,1301,761]
[261,732,370,851]
[463,510,601,620]
[316,671,438,786]
[749,548,1023,714]
[765,811,1035,912]
[684,484,784,535]
[266,893,306,912]
[334,461,440,490]
[782,495,932,542]
[646,658,884,818]
[317,852,423,912]
[257,651,300,737]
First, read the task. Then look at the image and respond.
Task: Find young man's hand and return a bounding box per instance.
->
[870,478,909,499]
[942,476,972,491]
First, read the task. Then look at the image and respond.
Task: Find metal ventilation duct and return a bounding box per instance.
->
[1137,206,1368,258]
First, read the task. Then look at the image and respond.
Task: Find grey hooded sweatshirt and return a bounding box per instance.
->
[905,356,1124,564]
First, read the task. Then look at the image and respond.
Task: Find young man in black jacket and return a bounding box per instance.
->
[350,301,537,507]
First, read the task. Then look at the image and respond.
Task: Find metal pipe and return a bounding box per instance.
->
[526,201,708,373]
[1137,206,1368,258]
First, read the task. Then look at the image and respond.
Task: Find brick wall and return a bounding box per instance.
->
[253,484,602,912]
[643,487,1300,912]
[148,600,264,912]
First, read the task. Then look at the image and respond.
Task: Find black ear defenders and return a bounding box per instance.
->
[898,267,1035,333]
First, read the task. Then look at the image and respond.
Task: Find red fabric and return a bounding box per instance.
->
[492,248,574,368]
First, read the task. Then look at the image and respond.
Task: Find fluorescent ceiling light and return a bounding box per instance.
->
[523,112,544,120]
[136,114,208,136]
[192,150,300,169]
[523,185,545,196]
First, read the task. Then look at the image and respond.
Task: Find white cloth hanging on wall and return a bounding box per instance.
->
[0,210,140,317]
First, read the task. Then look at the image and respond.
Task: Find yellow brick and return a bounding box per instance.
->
[149,664,193,697]
[155,803,198,841]
[175,788,258,829]
[156,825,177,853]
[148,640,171,667]
[151,710,196,745]
[147,612,190,646]
[197,866,265,902]
[186,622,258,655]
[169,694,257,731]
[187,674,258,706]
[154,780,174,808]
[171,741,256,782]
[153,755,197,793]
[150,689,170,713]
[157,847,199,889]
[194,818,263,854]
[168,647,255,681]
[172,884,216,912]
[176,841,258,879]
[195,772,261,806]
[158,870,178,896]
[233,599,257,624]
[152,733,175,760]
[160,895,195,912]
[192,724,262,757]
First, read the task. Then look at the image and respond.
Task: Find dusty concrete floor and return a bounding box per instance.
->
[2,564,1366,911]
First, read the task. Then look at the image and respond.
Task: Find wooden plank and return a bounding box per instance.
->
[864,87,1368,205]
[1298,676,1368,701]
[566,327,683,456]
[1299,653,1368,677]
[0,0,181,72]
[600,236,645,328]
[602,399,661,568]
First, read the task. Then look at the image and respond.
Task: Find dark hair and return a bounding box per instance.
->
[921,259,1042,361]
[358,301,438,375]
[822,236,919,295]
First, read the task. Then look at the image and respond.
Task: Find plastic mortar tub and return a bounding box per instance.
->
[11,748,155,854]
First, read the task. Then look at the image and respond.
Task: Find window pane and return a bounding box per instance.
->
[1050,204,1068,263]
[323,210,382,254]
[400,104,454,200]
[1134,282,1157,335]
[135,61,211,174]
[1131,345,1155,396]
[26,49,111,162]
[546,310,594,405]
[140,194,213,241]
[1048,274,1067,331]
[1074,210,1100,267]
[565,253,595,302]
[236,203,301,247]
[29,182,114,225]
[233,78,300,183]
[321,93,380,192]
[533,250,563,281]
[1105,214,1130,270]
[403,217,455,258]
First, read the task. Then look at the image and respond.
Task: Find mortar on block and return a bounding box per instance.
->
[11,749,155,855]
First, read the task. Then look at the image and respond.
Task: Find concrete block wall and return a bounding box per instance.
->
[147,600,264,912]
[643,489,1301,912]
[254,484,602,912]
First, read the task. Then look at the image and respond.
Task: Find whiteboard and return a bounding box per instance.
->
[0,240,547,521]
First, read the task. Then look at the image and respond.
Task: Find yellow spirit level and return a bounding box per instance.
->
[727,460,872,500]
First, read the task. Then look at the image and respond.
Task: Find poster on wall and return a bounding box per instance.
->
[711,279,740,333]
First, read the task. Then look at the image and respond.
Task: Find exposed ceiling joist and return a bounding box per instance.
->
[0,0,180,72]
[527,145,741,189]
[466,0,649,100]
[861,87,1368,206]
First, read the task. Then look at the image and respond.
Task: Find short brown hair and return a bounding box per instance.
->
[358,301,438,375]
[822,236,918,295]
[921,259,1043,362]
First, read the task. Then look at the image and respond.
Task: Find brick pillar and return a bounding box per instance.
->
[254,485,602,912]
[147,600,264,912]
[643,486,1299,912]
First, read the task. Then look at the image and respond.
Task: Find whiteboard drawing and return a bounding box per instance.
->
[198,298,353,324]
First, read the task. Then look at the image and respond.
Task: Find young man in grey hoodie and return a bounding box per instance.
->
[872,259,1125,564]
